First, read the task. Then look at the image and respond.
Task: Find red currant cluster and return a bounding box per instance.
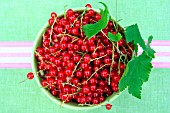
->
[31,4,134,109]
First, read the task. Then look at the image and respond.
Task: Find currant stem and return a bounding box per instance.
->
[40,85,49,89]
[76,51,85,55]
[85,64,110,83]
[34,51,41,58]
[57,33,79,39]
[80,9,87,35]
[60,100,65,107]
[71,38,79,43]
[62,82,81,90]
[90,54,107,62]
[51,49,62,56]
[71,53,85,77]
[100,30,120,53]
[64,5,68,19]
[60,30,67,43]
[49,17,57,46]
[19,79,27,84]
[63,92,79,96]
[109,42,115,85]
[71,11,84,27]
[118,55,122,75]
[93,41,99,53]
[127,43,136,57]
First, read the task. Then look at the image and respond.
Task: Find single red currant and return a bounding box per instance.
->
[106,104,112,110]
[85,4,92,8]
[27,72,34,80]
[51,12,57,18]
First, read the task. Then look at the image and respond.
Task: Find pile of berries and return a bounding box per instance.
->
[29,4,134,110]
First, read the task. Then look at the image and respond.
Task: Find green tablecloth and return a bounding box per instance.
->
[0,0,170,113]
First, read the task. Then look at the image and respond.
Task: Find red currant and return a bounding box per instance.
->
[106,104,112,110]
[27,72,34,80]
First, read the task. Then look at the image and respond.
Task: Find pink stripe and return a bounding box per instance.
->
[0,63,31,68]
[0,53,31,57]
[0,42,33,47]
[0,40,170,47]
[146,40,170,46]
[152,62,170,68]
[0,62,170,69]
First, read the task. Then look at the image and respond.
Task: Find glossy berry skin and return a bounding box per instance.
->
[101,69,109,78]
[92,98,99,104]
[48,18,54,26]
[64,68,72,77]
[73,54,81,63]
[41,80,48,87]
[71,78,79,85]
[94,59,101,66]
[83,54,91,63]
[49,69,57,77]
[71,27,79,36]
[83,69,91,77]
[95,14,101,21]
[60,41,67,50]
[87,9,95,16]
[90,84,97,92]
[51,12,57,18]
[82,85,90,94]
[67,61,75,69]
[67,42,74,50]
[81,44,88,52]
[91,52,99,59]
[66,9,74,16]
[85,4,92,8]
[80,62,89,70]
[104,56,111,64]
[106,104,112,110]
[58,71,65,78]
[27,72,34,80]
[118,39,125,46]
[77,39,83,45]
[120,62,125,69]
[51,90,58,96]
[75,70,83,78]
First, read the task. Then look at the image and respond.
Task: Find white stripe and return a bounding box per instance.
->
[152,56,170,62]
[0,57,31,63]
[138,46,170,52]
[0,47,32,53]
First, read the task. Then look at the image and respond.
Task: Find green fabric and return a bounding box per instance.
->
[0,0,170,113]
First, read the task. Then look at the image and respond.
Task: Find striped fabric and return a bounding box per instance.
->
[0,40,170,68]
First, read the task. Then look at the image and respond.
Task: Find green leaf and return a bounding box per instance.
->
[125,24,155,58]
[108,32,122,42]
[118,52,153,99]
[144,35,156,58]
[118,35,155,99]
[125,24,146,50]
[132,42,138,54]
[83,2,110,39]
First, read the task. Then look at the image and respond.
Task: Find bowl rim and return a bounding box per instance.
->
[32,7,121,110]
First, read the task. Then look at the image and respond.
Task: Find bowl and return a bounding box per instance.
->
[32,7,121,110]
